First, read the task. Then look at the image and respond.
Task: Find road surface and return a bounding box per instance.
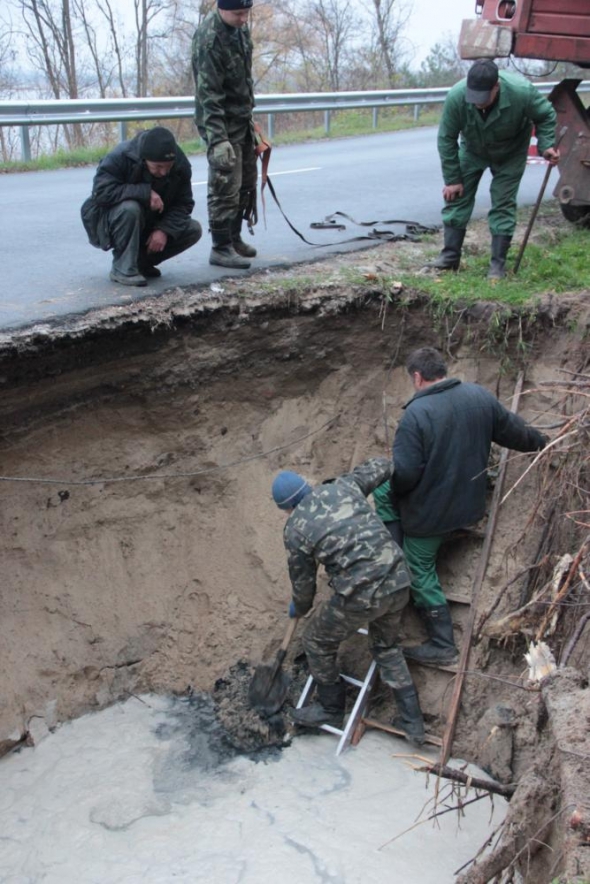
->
[1,128,551,331]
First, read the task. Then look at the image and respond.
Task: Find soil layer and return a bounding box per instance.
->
[1,216,589,883]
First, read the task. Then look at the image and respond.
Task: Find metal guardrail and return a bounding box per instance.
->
[1,82,588,161]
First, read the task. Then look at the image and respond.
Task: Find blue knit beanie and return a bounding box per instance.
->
[272,471,312,510]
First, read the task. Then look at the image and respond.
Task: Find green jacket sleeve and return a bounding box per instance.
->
[525,84,557,155]
[437,86,465,185]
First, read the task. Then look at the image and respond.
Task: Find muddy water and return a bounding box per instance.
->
[0,693,506,883]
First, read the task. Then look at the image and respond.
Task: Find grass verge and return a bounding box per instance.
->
[399,204,589,308]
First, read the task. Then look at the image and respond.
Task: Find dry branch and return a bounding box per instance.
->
[422,762,515,798]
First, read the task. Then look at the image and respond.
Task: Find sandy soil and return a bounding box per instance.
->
[1,209,589,882]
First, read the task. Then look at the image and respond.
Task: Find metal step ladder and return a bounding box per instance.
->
[295,628,379,757]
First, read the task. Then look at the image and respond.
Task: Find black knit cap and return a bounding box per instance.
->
[466,59,499,104]
[218,0,253,10]
[139,127,177,162]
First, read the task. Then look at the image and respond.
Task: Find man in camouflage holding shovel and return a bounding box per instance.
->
[271,457,425,746]
[192,0,258,270]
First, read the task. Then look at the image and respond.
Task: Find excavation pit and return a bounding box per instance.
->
[1,247,589,882]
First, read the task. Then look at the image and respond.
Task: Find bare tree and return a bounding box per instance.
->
[310,0,359,90]
[368,0,412,86]
[273,0,361,91]
[14,0,85,145]
[134,0,172,96]
[0,21,19,160]
[419,34,469,87]
[73,0,131,97]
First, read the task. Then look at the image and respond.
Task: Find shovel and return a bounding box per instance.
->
[248,617,298,717]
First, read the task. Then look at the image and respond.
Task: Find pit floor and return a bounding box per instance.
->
[0,694,506,883]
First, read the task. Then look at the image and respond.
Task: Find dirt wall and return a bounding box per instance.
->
[1,285,586,753]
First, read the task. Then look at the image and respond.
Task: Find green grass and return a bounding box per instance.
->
[0,107,442,173]
[400,220,589,308]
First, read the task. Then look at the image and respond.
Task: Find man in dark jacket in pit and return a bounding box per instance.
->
[388,346,548,665]
[271,457,425,747]
[81,126,202,286]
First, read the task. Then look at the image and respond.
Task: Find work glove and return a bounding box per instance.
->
[288,601,298,619]
[210,140,236,171]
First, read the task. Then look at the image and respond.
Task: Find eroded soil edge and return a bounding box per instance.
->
[1,275,589,883]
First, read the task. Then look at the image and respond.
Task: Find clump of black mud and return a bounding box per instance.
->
[154,658,313,770]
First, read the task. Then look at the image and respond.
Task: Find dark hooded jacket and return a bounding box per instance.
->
[81,131,194,248]
[391,379,546,537]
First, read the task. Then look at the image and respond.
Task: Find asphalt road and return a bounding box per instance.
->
[1,128,552,332]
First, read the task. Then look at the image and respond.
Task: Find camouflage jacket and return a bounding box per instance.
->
[191,10,254,147]
[283,457,410,616]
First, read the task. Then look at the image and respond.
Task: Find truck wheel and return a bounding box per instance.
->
[560,203,590,228]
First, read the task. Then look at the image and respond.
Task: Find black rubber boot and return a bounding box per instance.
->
[391,685,425,746]
[403,604,458,665]
[487,234,512,280]
[426,225,466,271]
[290,680,346,728]
[231,216,257,258]
[209,227,251,269]
[138,251,162,278]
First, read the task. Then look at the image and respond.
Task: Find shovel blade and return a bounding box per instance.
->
[248,662,291,717]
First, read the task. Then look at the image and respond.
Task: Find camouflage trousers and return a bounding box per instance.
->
[207,136,258,231]
[302,584,413,690]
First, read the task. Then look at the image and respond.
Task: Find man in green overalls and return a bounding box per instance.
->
[430,59,559,279]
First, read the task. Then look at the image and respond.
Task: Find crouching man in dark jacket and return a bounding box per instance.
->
[81,126,202,286]
[271,457,425,746]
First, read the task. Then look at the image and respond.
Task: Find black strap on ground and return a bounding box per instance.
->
[264,173,438,248]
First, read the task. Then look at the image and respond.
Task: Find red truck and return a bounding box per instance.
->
[459,1,590,224]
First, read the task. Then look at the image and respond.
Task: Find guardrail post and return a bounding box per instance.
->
[372,107,378,129]
[20,125,31,162]
[324,110,330,134]
[118,120,128,142]
[267,113,274,140]
[413,104,421,122]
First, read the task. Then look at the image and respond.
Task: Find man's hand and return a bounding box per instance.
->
[210,140,236,171]
[146,229,167,253]
[150,190,164,213]
[442,183,464,202]
[542,147,560,166]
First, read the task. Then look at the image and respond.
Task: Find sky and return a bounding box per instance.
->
[403,0,478,66]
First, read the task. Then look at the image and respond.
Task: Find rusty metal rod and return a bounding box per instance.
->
[439,371,525,767]
[513,126,567,275]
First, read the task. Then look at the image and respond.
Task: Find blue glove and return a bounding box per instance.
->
[288,601,297,619]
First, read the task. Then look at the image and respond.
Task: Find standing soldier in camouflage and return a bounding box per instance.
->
[271,457,425,746]
[191,0,258,270]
